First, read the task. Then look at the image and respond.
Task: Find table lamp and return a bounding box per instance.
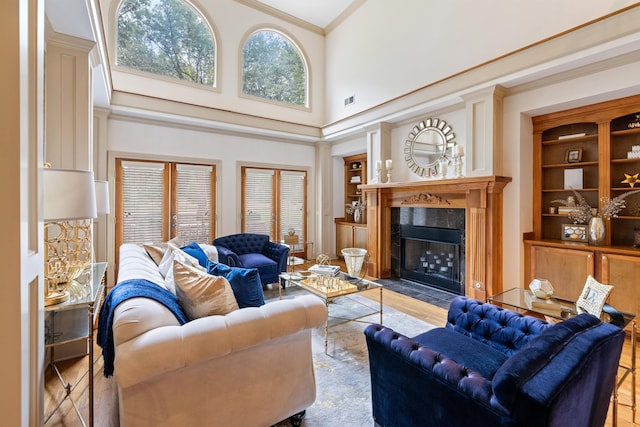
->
[43,168,97,306]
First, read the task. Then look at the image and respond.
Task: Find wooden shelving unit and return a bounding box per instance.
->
[336,153,367,257]
[525,94,640,315]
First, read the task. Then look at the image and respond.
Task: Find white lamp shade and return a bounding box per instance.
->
[43,168,97,221]
[94,180,110,215]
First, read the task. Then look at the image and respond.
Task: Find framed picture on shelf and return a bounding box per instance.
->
[565,148,582,163]
[561,224,587,242]
[563,168,583,189]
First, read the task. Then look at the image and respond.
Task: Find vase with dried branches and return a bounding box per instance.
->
[553,188,640,245]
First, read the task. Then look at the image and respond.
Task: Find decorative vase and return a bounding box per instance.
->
[588,217,606,246]
[353,209,361,223]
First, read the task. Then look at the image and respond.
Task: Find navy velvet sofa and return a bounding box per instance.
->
[364,296,625,427]
[213,233,289,285]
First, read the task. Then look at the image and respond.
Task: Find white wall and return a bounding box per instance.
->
[324,0,639,123]
[107,117,317,238]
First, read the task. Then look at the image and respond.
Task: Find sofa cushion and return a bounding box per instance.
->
[143,236,185,266]
[492,313,601,409]
[207,262,265,308]
[412,328,509,379]
[159,244,205,294]
[173,260,239,320]
[181,241,210,268]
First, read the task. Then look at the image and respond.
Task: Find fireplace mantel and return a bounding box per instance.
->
[360,176,511,300]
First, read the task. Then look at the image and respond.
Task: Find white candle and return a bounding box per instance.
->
[385,159,393,169]
[454,145,464,157]
[376,160,382,170]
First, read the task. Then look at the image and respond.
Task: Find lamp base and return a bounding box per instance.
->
[45,289,70,306]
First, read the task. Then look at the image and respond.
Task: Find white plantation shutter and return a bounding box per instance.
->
[175,164,213,244]
[121,160,166,244]
[244,168,275,236]
[280,170,306,243]
[117,159,216,251]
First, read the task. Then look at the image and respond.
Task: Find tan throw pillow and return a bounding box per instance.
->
[173,260,239,320]
[144,243,167,266]
[143,236,186,266]
[158,243,205,294]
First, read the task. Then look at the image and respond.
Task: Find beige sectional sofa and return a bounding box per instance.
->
[105,243,327,426]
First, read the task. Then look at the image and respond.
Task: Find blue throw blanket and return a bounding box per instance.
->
[97,279,188,377]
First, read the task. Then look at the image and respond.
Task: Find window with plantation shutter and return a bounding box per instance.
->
[173,163,214,243]
[280,171,306,243]
[242,167,307,256]
[116,159,216,253]
[243,168,275,235]
[119,160,167,244]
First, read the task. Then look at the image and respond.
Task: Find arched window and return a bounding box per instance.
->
[242,30,308,107]
[116,0,216,86]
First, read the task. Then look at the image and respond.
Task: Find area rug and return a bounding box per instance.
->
[265,288,437,427]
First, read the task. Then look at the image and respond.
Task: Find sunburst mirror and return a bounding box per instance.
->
[404,118,456,177]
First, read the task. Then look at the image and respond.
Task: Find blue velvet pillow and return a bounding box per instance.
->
[207,261,265,308]
[181,242,209,268]
[492,313,601,409]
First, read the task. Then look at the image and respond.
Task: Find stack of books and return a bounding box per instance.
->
[308,264,340,276]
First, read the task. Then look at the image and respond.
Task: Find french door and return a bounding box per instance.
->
[115,159,216,250]
[242,167,307,256]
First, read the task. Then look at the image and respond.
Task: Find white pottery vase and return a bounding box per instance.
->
[588,217,606,246]
[353,209,361,223]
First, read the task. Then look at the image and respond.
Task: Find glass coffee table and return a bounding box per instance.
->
[489,287,636,426]
[280,270,383,353]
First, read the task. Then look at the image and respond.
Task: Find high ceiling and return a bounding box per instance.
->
[254,0,361,29]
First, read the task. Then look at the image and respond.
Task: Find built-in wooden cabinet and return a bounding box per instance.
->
[526,94,640,315]
[336,153,368,257]
[335,221,368,258]
[343,153,367,221]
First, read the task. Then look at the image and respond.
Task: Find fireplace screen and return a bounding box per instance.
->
[400,224,464,295]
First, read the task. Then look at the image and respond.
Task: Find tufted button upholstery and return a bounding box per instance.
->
[446,296,551,356]
[364,296,626,427]
[212,233,289,285]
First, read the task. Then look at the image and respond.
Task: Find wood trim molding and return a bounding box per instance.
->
[361,176,511,299]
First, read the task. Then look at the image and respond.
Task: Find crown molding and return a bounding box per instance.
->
[234,0,325,35]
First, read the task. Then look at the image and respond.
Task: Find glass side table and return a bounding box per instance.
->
[44,262,107,427]
[488,287,636,427]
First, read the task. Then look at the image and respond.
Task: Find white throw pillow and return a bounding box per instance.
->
[199,243,219,263]
[173,260,239,320]
[143,236,186,266]
[158,243,204,294]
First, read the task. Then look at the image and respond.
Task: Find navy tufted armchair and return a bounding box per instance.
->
[364,296,625,427]
[213,233,289,285]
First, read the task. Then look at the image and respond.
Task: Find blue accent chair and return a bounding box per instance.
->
[364,296,625,427]
[213,233,289,285]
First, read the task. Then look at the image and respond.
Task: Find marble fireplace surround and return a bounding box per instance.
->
[360,176,511,300]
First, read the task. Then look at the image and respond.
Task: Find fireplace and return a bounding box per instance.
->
[359,176,511,299]
[400,225,464,294]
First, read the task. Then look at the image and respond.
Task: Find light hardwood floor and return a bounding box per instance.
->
[45,263,638,426]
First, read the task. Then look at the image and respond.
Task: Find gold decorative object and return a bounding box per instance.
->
[628,114,640,129]
[621,173,639,188]
[316,254,331,266]
[43,168,97,306]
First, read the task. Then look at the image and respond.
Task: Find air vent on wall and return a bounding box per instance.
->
[344,95,355,107]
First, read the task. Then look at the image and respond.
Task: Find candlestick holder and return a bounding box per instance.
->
[453,154,464,178]
[386,166,392,183]
[375,165,382,183]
